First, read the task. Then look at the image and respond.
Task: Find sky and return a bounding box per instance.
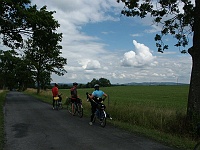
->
[29,0,193,84]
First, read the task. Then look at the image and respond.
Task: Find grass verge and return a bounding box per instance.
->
[110,120,196,150]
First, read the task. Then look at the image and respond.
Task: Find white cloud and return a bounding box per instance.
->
[130,33,142,37]
[121,40,156,67]
[79,59,101,70]
[27,0,192,84]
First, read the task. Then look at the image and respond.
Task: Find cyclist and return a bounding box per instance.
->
[52,83,59,110]
[87,84,108,125]
[70,82,79,113]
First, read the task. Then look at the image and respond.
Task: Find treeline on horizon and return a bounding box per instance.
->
[0,78,112,91]
[49,80,189,90]
[48,78,112,89]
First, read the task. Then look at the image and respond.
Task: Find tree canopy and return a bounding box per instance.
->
[86,78,111,88]
[0,50,34,90]
[0,0,33,48]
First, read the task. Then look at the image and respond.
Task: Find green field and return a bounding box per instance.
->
[66,85,189,131]
[2,85,198,149]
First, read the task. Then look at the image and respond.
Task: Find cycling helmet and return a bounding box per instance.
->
[73,82,78,86]
[94,84,99,88]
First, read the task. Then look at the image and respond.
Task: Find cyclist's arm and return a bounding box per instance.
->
[88,94,94,100]
[103,93,107,101]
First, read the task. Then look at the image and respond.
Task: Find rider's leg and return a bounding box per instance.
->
[71,99,75,115]
[52,97,55,109]
[90,105,96,122]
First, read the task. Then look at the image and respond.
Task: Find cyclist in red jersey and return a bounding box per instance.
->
[52,83,59,109]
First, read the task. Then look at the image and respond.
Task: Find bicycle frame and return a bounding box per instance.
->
[54,95,62,110]
[67,98,83,118]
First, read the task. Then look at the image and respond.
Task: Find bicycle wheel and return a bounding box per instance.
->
[194,142,200,150]
[55,100,59,110]
[100,117,106,127]
[77,103,83,118]
[67,102,72,113]
[67,102,75,115]
[92,115,96,123]
[100,111,106,127]
[59,101,63,109]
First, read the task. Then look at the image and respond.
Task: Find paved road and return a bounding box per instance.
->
[4,91,179,150]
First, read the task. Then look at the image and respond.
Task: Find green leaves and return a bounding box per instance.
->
[119,0,194,53]
[0,50,34,90]
[0,0,32,48]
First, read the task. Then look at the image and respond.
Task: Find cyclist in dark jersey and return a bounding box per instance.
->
[70,82,78,101]
[70,82,79,113]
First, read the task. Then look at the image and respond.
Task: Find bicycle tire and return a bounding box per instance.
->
[100,117,106,128]
[92,115,96,123]
[100,110,106,127]
[59,102,63,110]
[67,102,72,113]
[194,142,200,150]
[77,103,83,118]
[55,100,59,110]
[67,102,75,115]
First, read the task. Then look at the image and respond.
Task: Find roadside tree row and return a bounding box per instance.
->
[0,0,67,93]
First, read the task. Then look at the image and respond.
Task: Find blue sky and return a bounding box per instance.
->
[29,0,192,84]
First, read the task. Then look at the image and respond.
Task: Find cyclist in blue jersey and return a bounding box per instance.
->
[87,84,108,125]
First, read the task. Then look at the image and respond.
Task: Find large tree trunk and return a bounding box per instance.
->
[37,80,40,94]
[187,0,200,124]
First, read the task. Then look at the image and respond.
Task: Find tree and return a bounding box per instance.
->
[1,1,67,93]
[0,0,33,48]
[99,78,111,87]
[24,6,67,93]
[117,0,199,124]
[0,50,18,90]
[90,78,99,87]
[39,71,51,90]
[15,57,35,91]
[86,78,111,88]
[0,50,33,90]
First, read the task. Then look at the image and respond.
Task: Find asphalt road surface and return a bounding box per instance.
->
[4,91,179,150]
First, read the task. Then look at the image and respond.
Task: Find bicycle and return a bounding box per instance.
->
[67,98,83,118]
[58,94,63,109]
[93,102,107,127]
[86,94,108,127]
[54,94,63,110]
